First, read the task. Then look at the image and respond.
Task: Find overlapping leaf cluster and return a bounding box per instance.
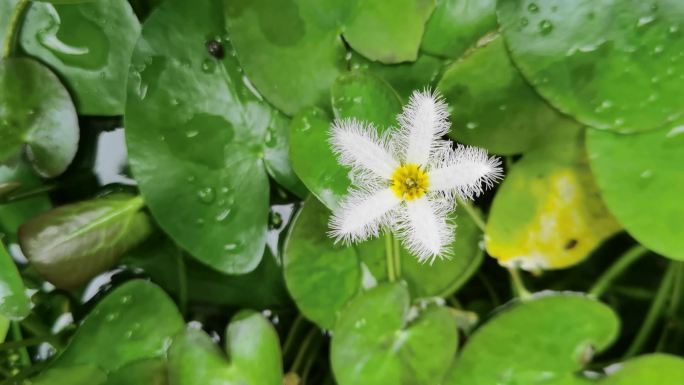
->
[1,0,683,384]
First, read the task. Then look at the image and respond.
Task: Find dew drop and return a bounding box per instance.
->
[224,243,238,251]
[539,19,554,35]
[465,121,478,130]
[206,40,224,58]
[197,187,215,204]
[215,208,232,222]
[527,3,539,13]
[120,295,132,304]
[185,130,199,138]
[520,17,529,27]
[637,15,656,27]
[201,59,216,73]
[105,313,119,322]
[640,169,653,179]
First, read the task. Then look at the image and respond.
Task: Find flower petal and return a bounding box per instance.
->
[330,118,399,180]
[395,197,453,263]
[329,188,400,244]
[428,144,503,199]
[396,89,450,165]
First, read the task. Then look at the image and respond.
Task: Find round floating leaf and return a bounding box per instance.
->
[126,0,291,273]
[31,365,107,385]
[289,107,349,210]
[486,126,621,270]
[104,359,167,385]
[421,0,497,59]
[0,57,79,177]
[168,311,282,385]
[343,0,436,64]
[444,293,619,385]
[0,241,30,320]
[224,0,348,115]
[600,354,684,385]
[586,122,684,260]
[0,162,51,242]
[351,54,447,101]
[497,0,684,133]
[331,71,402,127]
[331,283,458,385]
[18,194,151,289]
[283,196,361,329]
[49,280,184,372]
[19,0,141,115]
[438,35,571,155]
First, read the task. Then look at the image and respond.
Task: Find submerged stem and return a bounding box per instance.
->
[2,0,30,59]
[624,261,677,358]
[508,267,532,300]
[589,245,649,297]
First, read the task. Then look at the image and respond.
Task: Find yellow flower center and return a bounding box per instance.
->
[390,163,429,201]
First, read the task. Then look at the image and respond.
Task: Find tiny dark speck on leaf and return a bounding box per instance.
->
[564,239,578,250]
[206,40,224,58]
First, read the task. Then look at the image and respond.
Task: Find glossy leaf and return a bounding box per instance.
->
[43,280,184,373]
[224,0,348,115]
[343,0,436,64]
[0,241,29,320]
[104,359,167,385]
[0,162,52,242]
[19,0,141,115]
[31,365,107,385]
[438,35,571,155]
[168,311,282,385]
[331,283,458,385]
[18,193,151,288]
[586,122,684,260]
[331,71,402,127]
[0,57,79,177]
[421,0,497,59]
[126,0,294,274]
[444,293,619,385]
[283,196,361,329]
[486,126,621,270]
[497,0,684,133]
[600,354,684,384]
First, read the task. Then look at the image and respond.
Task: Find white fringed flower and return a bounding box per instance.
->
[328,90,503,263]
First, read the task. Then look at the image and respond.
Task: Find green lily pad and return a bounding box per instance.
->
[486,126,621,270]
[586,122,684,260]
[600,354,684,384]
[31,365,107,385]
[47,280,184,372]
[126,0,295,274]
[331,283,458,385]
[331,71,402,127]
[104,359,167,385]
[18,194,151,289]
[0,57,79,178]
[343,0,436,64]
[283,196,361,329]
[168,310,282,385]
[443,293,619,385]
[19,0,141,115]
[224,0,348,115]
[497,0,684,133]
[0,241,30,320]
[421,0,497,59]
[438,35,572,155]
[0,162,51,242]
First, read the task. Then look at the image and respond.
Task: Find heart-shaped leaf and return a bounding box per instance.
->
[331,71,402,127]
[0,241,30,320]
[126,0,297,274]
[168,310,282,385]
[18,0,141,115]
[224,0,348,115]
[438,34,572,155]
[497,0,684,133]
[40,280,184,374]
[342,0,436,64]
[18,193,151,288]
[421,0,497,59]
[443,293,619,385]
[586,122,684,261]
[331,282,458,385]
[0,57,79,177]
[599,354,684,384]
[486,126,621,270]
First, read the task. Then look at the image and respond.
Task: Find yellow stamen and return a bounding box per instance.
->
[390,163,429,201]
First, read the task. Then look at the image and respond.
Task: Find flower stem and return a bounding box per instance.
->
[392,235,402,278]
[175,247,188,316]
[655,261,684,351]
[2,0,30,59]
[589,245,648,297]
[9,322,30,367]
[457,197,486,232]
[508,267,532,300]
[289,328,317,374]
[624,261,677,358]
[385,232,396,282]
